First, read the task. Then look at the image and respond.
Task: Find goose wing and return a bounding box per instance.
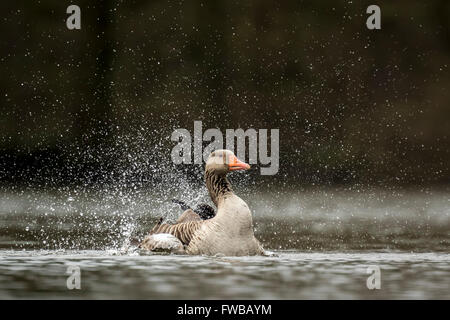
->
[139,233,184,253]
[139,219,203,253]
[149,220,203,245]
[172,199,216,221]
[176,209,203,223]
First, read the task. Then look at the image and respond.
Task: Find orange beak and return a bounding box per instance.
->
[228,155,250,171]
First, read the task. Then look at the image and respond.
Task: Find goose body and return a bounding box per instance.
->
[186,194,263,256]
[140,150,264,256]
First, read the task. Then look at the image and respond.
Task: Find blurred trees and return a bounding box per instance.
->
[0,0,448,186]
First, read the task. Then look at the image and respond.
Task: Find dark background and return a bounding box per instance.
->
[0,0,449,189]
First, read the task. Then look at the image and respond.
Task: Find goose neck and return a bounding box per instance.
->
[205,170,233,206]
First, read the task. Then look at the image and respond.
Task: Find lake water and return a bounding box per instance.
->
[0,250,449,299]
[0,188,449,299]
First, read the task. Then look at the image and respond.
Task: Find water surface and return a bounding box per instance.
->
[0,250,448,299]
[0,188,448,299]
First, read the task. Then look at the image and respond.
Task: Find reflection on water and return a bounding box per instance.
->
[0,188,449,299]
[0,250,448,299]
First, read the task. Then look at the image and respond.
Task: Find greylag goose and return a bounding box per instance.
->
[140,149,264,256]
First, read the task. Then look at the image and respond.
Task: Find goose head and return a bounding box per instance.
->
[205,149,250,176]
